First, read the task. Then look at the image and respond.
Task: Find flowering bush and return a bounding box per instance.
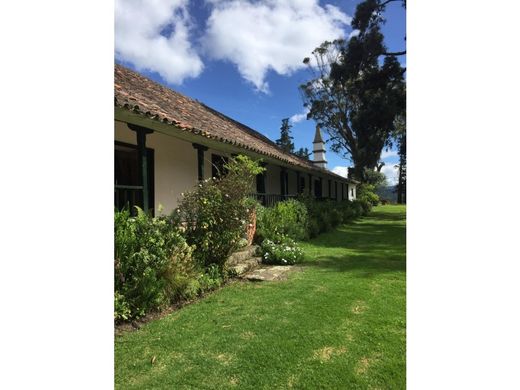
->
[174,155,265,268]
[260,236,304,265]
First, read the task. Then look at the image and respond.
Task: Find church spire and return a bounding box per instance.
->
[312,126,327,169]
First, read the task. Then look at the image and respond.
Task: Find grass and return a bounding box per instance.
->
[115,204,406,389]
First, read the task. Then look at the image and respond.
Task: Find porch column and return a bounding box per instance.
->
[296,171,300,195]
[128,124,153,213]
[280,167,287,198]
[192,143,208,181]
[308,173,312,197]
[257,162,267,193]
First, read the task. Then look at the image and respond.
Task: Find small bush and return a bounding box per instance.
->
[307,217,320,238]
[337,201,356,221]
[260,236,304,265]
[114,291,131,322]
[353,198,372,215]
[197,264,224,292]
[350,199,366,216]
[358,184,380,206]
[256,199,308,242]
[114,208,196,320]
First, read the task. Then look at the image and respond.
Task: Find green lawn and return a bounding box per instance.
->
[115,204,406,389]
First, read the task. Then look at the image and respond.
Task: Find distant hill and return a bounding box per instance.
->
[375,186,398,203]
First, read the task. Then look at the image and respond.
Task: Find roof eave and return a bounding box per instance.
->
[115,106,350,182]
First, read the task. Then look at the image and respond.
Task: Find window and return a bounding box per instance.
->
[299,176,305,194]
[114,141,154,214]
[211,154,229,178]
[314,178,322,198]
[256,171,265,193]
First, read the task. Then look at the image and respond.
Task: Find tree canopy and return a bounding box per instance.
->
[294,147,311,160]
[300,0,406,182]
[275,118,295,153]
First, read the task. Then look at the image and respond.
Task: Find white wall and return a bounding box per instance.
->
[347,183,357,200]
[116,120,351,212]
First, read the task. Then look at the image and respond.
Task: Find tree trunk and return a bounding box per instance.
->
[396,159,404,204]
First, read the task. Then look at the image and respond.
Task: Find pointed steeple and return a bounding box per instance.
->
[312,125,327,169]
[313,126,324,143]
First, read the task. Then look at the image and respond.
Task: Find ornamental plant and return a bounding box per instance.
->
[255,199,309,242]
[260,235,304,265]
[357,183,380,206]
[174,155,265,268]
[114,207,196,320]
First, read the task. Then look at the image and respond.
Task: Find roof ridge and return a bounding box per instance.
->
[114,63,352,181]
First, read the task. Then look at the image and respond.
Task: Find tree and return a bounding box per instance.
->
[276,118,295,153]
[294,147,311,160]
[300,0,406,182]
[364,168,387,188]
[393,115,406,203]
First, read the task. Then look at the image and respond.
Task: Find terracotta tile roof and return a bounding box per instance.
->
[114,64,350,181]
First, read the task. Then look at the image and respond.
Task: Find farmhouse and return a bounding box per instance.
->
[114,64,357,214]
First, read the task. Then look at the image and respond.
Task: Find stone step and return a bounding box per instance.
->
[226,245,259,266]
[229,257,262,276]
[243,265,298,282]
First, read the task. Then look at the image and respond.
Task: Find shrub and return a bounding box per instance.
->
[337,201,356,221]
[260,236,304,265]
[358,183,380,206]
[114,208,196,319]
[353,198,372,215]
[303,198,335,235]
[197,264,223,292]
[255,199,308,242]
[307,217,320,238]
[175,155,265,268]
[350,199,366,216]
[114,291,131,322]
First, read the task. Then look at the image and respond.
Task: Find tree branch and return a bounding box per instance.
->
[382,50,406,56]
[380,0,401,7]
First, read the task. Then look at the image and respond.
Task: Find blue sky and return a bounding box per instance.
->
[115,0,406,184]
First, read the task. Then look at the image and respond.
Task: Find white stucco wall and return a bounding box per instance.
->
[347,183,357,201]
[116,120,352,212]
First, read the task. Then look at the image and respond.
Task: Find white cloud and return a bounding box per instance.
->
[348,29,360,39]
[381,148,398,159]
[381,164,399,185]
[332,166,350,178]
[289,108,310,124]
[332,165,399,185]
[115,0,204,84]
[203,0,351,92]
